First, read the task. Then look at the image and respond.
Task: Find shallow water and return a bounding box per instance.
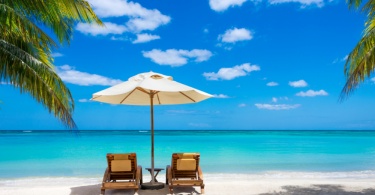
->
[1,130,375,178]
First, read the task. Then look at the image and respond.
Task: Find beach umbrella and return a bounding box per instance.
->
[91,71,212,188]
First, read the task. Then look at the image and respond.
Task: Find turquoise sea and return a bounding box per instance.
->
[1,130,375,179]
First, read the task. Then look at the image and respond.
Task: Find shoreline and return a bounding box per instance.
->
[1,173,375,195]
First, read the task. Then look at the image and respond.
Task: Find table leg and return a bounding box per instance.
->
[154,171,160,182]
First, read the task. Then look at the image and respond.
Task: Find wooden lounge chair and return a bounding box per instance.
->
[166,153,205,194]
[101,153,143,195]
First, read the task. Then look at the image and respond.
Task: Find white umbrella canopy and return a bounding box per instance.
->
[92,71,212,187]
[92,71,212,105]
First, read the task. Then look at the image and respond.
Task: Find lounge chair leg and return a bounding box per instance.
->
[100,189,105,195]
[201,185,205,194]
[169,186,173,194]
[165,165,169,185]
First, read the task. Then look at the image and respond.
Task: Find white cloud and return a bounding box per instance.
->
[126,13,170,32]
[332,58,339,64]
[0,81,10,85]
[110,36,128,41]
[255,103,301,110]
[272,97,289,103]
[289,80,308,87]
[87,0,129,17]
[296,90,328,97]
[281,96,289,101]
[132,33,160,44]
[78,99,91,103]
[267,82,279,86]
[343,55,348,61]
[209,0,247,11]
[87,0,170,32]
[203,63,260,80]
[142,49,213,67]
[167,110,195,114]
[332,55,348,64]
[371,77,375,83]
[219,28,253,43]
[51,52,63,57]
[216,43,234,50]
[213,94,230,98]
[268,0,324,8]
[55,65,123,86]
[76,22,127,36]
[238,103,247,107]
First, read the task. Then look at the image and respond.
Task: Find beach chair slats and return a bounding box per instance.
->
[106,153,138,181]
[171,179,204,185]
[167,153,205,194]
[101,153,142,195]
[102,181,138,189]
[107,153,137,173]
[173,171,197,178]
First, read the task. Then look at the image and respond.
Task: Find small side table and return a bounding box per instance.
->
[145,168,164,182]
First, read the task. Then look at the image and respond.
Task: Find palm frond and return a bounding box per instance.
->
[0,39,77,129]
[0,3,57,63]
[0,0,103,129]
[347,0,363,9]
[2,0,103,44]
[340,28,375,100]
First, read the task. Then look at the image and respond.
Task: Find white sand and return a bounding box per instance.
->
[1,173,375,195]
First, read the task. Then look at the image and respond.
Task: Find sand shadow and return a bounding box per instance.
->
[171,186,202,195]
[259,184,375,195]
[70,184,200,195]
[70,184,102,195]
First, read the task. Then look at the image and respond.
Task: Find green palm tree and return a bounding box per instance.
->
[342,0,375,99]
[0,0,102,129]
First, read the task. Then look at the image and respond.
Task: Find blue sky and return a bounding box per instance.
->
[1,0,375,130]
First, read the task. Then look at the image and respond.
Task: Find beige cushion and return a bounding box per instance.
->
[113,154,129,160]
[111,160,131,172]
[177,153,197,159]
[177,159,196,170]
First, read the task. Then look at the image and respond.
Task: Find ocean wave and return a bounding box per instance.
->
[2,171,375,186]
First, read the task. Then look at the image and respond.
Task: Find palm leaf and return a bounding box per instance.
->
[0,0,103,129]
[3,0,103,44]
[0,3,57,56]
[347,0,363,8]
[0,39,76,129]
[340,28,375,100]
[342,0,375,100]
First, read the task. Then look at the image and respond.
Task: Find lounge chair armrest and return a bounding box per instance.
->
[136,165,142,185]
[167,165,172,184]
[102,168,109,183]
[198,166,204,180]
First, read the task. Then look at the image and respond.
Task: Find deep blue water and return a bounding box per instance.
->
[1,130,375,178]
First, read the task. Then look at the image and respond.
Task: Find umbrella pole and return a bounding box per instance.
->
[141,92,164,189]
[150,93,155,184]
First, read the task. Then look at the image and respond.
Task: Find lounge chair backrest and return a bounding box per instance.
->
[171,153,200,178]
[107,153,137,173]
[177,159,196,170]
[112,160,131,172]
